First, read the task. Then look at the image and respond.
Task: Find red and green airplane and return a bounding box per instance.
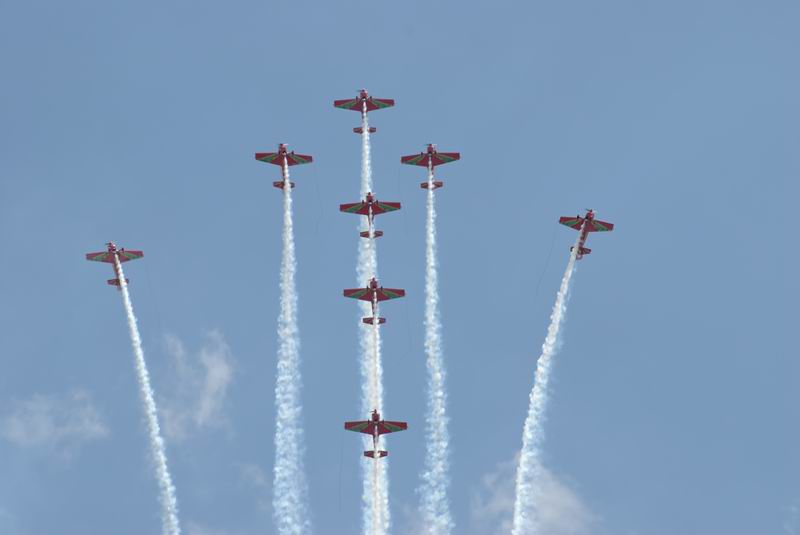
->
[343,277,405,325]
[559,209,614,259]
[340,192,401,238]
[333,89,394,134]
[254,143,313,190]
[85,242,143,288]
[401,144,461,190]
[344,409,407,459]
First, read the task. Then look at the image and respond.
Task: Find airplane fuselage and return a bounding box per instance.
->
[575,212,596,259]
[369,412,383,457]
[112,255,123,280]
[371,292,379,320]
[107,245,128,288]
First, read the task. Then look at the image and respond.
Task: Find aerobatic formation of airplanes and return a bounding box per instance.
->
[76,87,620,506]
[339,192,401,238]
[85,242,143,288]
[334,89,395,134]
[401,143,461,190]
[345,409,408,459]
[559,209,615,259]
[343,277,405,325]
[254,143,313,190]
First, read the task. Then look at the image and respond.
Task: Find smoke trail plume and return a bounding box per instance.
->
[511,236,581,535]
[418,165,452,535]
[114,258,181,535]
[356,107,389,535]
[272,161,312,535]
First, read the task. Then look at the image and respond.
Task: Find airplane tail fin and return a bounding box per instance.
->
[273,181,296,190]
[360,230,384,238]
[354,127,377,134]
[362,317,386,325]
[364,450,388,458]
[420,180,444,190]
[580,247,591,255]
[107,278,129,287]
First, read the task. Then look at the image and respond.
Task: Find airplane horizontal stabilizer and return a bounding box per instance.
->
[360,230,384,238]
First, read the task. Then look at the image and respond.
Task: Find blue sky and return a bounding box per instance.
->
[1,1,798,533]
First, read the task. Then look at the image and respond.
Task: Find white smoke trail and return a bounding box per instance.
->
[511,235,581,535]
[114,258,181,535]
[418,165,452,535]
[272,162,311,535]
[355,106,389,535]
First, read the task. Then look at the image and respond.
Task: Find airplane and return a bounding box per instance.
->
[400,144,461,190]
[333,89,394,134]
[340,192,401,238]
[558,209,614,259]
[344,409,407,459]
[85,242,143,288]
[343,277,405,325]
[254,143,313,190]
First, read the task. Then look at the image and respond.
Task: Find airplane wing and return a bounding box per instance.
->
[85,251,114,263]
[334,98,360,111]
[334,98,395,111]
[364,98,394,111]
[370,201,401,215]
[344,420,375,434]
[375,288,405,301]
[340,202,369,215]
[401,153,425,166]
[254,152,312,166]
[376,420,407,435]
[401,152,460,167]
[343,288,372,301]
[285,153,312,165]
[85,250,143,263]
[255,152,281,165]
[558,216,584,230]
[429,152,460,166]
[117,250,144,262]
[585,219,614,232]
